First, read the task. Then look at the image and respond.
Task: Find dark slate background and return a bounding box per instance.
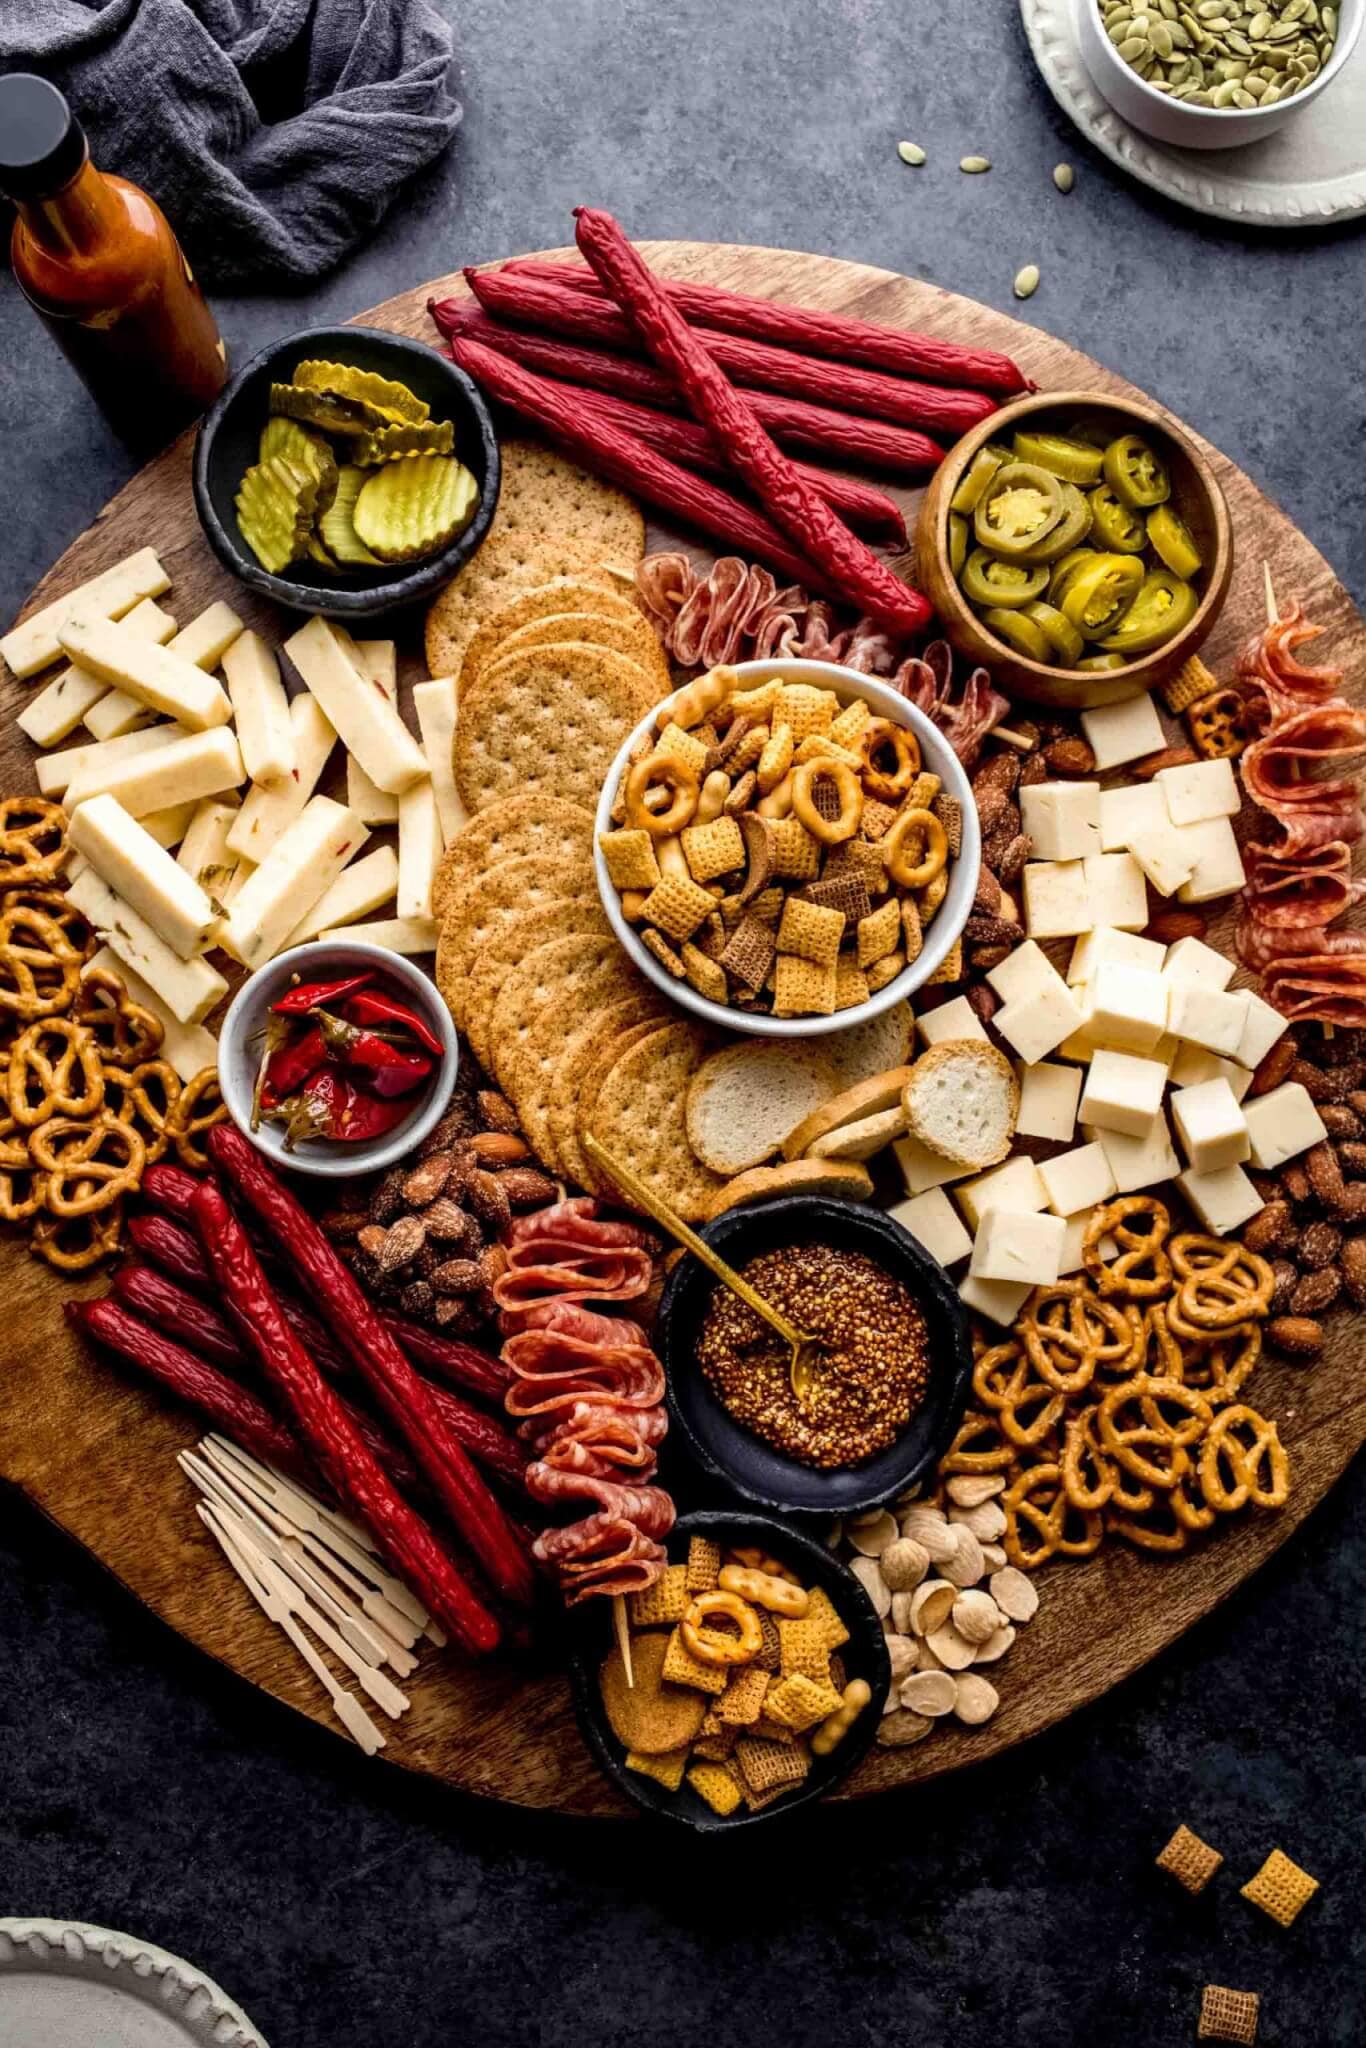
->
[1,2,1362,2042]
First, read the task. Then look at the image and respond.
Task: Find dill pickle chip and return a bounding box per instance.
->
[319,465,382,567]
[352,455,480,563]
[259,416,338,512]
[235,456,319,574]
[292,358,429,425]
[270,380,396,437]
[353,419,456,465]
[305,532,341,570]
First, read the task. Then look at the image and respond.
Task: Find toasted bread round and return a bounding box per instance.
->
[807,1105,908,1162]
[781,1066,916,1162]
[705,1158,875,1219]
[599,1631,707,1755]
[685,1041,839,1176]
[809,1001,914,1087]
[901,1041,1019,1170]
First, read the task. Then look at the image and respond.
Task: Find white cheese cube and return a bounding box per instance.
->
[282,845,400,950]
[1,546,169,679]
[1171,1078,1250,1174]
[1067,926,1165,984]
[1235,992,1290,1073]
[1079,1048,1168,1136]
[994,978,1084,1066]
[955,1156,1048,1231]
[222,796,368,970]
[917,996,988,1046]
[397,778,441,920]
[413,676,468,842]
[1016,1060,1081,1142]
[81,946,218,1085]
[284,616,427,795]
[66,868,227,1025]
[1156,755,1239,825]
[64,725,244,819]
[1175,817,1245,904]
[985,939,1057,1006]
[889,1188,972,1268]
[67,795,215,958]
[1168,983,1250,1059]
[1128,825,1196,899]
[1243,1082,1327,1171]
[58,612,232,731]
[1082,851,1148,931]
[1176,1163,1264,1236]
[1149,1032,1181,1073]
[1080,690,1165,772]
[1019,781,1101,861]
[36,721,184,799]
[1086,1112,1181,1193]
[1162,936,1235,992]
[970,1207,1066,1287]
[1098,782,1166,853]
[1038,1141,1117,1218]
[317,915,437,955]
[958,1272,1034,1328]
[1169,1044,1252,1100]
[1085,962,1169,1054]
[222,631,295,788]
[228,695,336,863]
[1023,859,1092,939]
[893,1133,969,1197]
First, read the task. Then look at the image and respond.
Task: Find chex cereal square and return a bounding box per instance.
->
[1240,1849,1319,1927]
[777,896,844,968]
[1156,1823,1223,1895]
[681,816,746,883]
[598,827,661,892]
[857,897,902,967]
[773,954,837,1017]
[641,874,716,942]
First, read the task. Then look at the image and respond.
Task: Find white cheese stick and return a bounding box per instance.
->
[222,630,295,786]
[397,778,441,919]
[58,613,232,731]
[353,640,397,698]
[18,597,178,748]
[282,845,399,950]
[85,599,244,742]
[66,797,199,887]
[177,797,241,896]
[68,794,216,957]
[412,676,467,842]
[36,721,185,799]
[346,755,400,826]
[1,546,169,679]
[82,946,218,1084]
[320,915,437,955]
[65,724,243,817]
[222,796,367,970]
[284,615,426,795]
[67,869,228,1024]
[227,694,336,864]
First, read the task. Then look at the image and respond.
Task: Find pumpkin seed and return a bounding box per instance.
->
[897,141,927,165]
[959,155,991,173]
[1150,22,1175,53]
[1053,162,1076,191]
[1108,13,1135,37]
[1013,265,1040,300]
[1248,6,1272,28]
[1227,28,1252,50]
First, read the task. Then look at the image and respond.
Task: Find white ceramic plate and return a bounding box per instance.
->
[1021,0,1366,224]
[0,1920,269,2048]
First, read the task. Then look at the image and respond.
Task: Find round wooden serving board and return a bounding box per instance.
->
[1,245,1363,1818]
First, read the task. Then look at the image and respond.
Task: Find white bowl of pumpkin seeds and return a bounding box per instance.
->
[1078,0,1361,147]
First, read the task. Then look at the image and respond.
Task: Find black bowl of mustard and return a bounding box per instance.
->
[656,1196,974,1516]
[193,323,500,621]
[567,1509,891,1832]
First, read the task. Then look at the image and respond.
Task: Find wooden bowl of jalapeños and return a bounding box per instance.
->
[913,389,1233,710]
[655,1195,974,1517]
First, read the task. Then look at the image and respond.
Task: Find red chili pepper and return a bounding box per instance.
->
[68,1298,304,1477]
[315,1011,434,1096]
[342,988,445,1059]
[261,1022,329,1109]
[189,1177,501,1655]
[572,210,933,638]
[275,1069,416,1147]
[271,971,374,1017]
[208,1124,537,1609]
[429,300,945,476]
[503,257,1030,396]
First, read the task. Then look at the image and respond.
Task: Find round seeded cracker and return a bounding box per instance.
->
[587,1022,727,1224]
[435,851,595,1034]
[548,994,670,1188]
[432,794,593,925]
[457,577,646,698]
[455,642,656,815]
[473,611,672,706]
[463,897,612,1084]
[574,1016,676,1197]
[487,934,648,1108]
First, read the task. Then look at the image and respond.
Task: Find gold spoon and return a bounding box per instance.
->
[581,1133,825,1406]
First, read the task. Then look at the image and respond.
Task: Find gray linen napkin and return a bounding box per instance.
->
[0,0,462,287]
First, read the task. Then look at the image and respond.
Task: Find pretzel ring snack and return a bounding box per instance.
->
[884,806,948,890]
[0,1166,46,1224]
[859,719,921,801]
[1061,1410,1115,1513]
[1098,1375,1211,1489]
[717,1564,809,1617]
[31,1200,123,1272]
[940,1406,1015,1473]
[0,905,83,1021]
[74,967,164,1068]
[680,1589,763,1667]
[0,796,69,887]
[166,1066,228,1170]
[6,1018,103,1128]
[1003,1463,1066,1569]
[1,886,92,958]
[1083,1196,1172,1298]
[791,758,863,845]
[33,1112,145,1216]
[1199,1405,1288,1512]
[624,750,699,837]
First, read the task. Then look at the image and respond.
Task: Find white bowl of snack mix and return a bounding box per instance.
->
[1078,0,1361,150]
[593,658,980,1038]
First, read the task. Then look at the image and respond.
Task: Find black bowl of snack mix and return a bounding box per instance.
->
[568,1509,891,1830]
[658,1196,973,1515]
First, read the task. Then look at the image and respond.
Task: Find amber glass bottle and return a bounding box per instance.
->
[0,73,227,451]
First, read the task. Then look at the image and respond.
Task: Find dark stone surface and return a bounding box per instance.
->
[1,1,1362,2041]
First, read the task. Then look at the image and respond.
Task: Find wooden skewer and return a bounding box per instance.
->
[1264,560,1279,625]
[613,1593,634,1688]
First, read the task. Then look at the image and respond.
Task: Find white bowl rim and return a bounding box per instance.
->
[217,939,458,1178]
[1082,0,1363,122]
[593,657,982,1038]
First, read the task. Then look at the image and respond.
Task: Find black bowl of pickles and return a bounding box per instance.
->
[193,324,500,620]
[915,390,1232,709]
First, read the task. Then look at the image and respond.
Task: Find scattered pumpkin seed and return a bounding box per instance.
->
[1053,162,1076,191]
[959,155,992,173]
[1013,264,1041,299]
[897,140,927,166]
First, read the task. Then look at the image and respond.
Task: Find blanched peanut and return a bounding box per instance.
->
[810,1677,872,1756]
[695,769,731,823]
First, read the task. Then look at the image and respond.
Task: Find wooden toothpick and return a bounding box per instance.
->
[613,1593,634,1688]
[1264,561,1279,626]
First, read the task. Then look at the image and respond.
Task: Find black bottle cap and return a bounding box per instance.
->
[0,74,88,200]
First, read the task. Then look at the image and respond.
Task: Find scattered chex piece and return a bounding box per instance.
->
[1240,1848,1320,1927]
[1198,1984,1260,2046]
[1156,1823,1223,1895]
